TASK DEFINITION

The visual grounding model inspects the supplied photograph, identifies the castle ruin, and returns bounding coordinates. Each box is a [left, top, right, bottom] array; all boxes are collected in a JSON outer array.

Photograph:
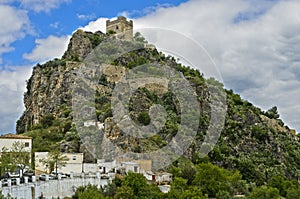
[[106, 16, 133, 40]]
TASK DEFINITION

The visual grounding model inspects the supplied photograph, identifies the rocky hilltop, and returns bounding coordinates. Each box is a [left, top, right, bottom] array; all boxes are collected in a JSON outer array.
[[17, 28, 300, 185]]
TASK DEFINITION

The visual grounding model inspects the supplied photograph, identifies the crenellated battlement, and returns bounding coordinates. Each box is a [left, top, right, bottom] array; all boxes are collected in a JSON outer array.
[[106, 16, 133, 40]]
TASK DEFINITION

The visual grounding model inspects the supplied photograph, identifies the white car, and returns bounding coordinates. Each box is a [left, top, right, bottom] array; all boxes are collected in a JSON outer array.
[[7, 172, 19, 178], [1, 179, 8, 186], [39, 174, 54, 181], [51, 171, 67, 178]]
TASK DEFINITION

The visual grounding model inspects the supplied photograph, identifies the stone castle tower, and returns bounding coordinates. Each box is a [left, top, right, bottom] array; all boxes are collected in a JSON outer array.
[[106, 16, 133, 40]]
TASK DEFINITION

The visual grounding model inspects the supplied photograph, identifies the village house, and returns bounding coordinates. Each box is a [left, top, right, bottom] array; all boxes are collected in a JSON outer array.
[[98, 159, 116, 174], [143, 171, 173, 184], [0, 133, 32, 153], [35, 152, 83, 175], [154, 172, 173, 184], [119, 161, 140, 174], [115, 158, 152, 173]]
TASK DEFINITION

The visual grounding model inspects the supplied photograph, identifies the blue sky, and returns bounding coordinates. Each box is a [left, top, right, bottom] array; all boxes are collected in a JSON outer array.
[[1, 0, 300, 134], [1, 0, 186, 66]]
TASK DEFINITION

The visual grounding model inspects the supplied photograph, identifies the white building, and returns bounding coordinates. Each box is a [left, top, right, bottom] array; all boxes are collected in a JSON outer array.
[[35, 152, 83, 175], [83, 163, 98, 173], [119, 162, 140, 173], [154, 172, 173, 184], [60, 153, 83, 175], [0, 134, 32, 152], [0, 134, 32, 175], [35, 152, 49, 174], [98, 159, 116, 174]]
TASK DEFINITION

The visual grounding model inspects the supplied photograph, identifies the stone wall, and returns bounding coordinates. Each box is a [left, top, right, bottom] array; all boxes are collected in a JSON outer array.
[[106, 16, 133, 40], [1, 175, 108, 199]]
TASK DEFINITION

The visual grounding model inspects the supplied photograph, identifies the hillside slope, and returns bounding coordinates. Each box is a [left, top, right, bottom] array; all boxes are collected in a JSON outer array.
[[17, 29, 300, 185]]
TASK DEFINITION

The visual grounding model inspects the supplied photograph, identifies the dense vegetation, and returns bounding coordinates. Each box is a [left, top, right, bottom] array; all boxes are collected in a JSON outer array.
[[17, 31, 300, 197], [65, 163, 300, 199]]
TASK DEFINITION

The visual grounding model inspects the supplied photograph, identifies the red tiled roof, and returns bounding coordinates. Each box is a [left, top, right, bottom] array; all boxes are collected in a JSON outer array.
[[0, 133, 32, 139]]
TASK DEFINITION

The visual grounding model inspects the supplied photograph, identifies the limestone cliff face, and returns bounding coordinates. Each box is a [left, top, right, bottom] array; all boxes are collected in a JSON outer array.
[[17, 29, 106, 133], [62, 29, 106, 61], [17, 61, 80, 133]]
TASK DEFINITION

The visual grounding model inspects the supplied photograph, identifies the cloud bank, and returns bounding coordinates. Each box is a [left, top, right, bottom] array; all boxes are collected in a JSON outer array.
[[1, 0, 71, 12], [0, 5, 31, 63], [23, 35, 70, 63], [0, 66, 32, 133], [131, 0, 300, 131]]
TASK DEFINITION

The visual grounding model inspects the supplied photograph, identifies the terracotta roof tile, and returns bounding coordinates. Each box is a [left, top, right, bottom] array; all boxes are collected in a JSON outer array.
[[0, 133, 32, 139]]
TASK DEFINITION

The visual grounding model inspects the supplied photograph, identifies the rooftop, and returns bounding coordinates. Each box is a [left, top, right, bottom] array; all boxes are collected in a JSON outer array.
[[0, 133, 32, 139]]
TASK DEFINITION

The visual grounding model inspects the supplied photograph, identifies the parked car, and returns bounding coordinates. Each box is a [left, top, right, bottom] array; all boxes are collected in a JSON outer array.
[[1, 179, 8, 186], [101, 174, 109, 179], [39, 174, 54, 181], [23, 170, 35, 177], [0, 173, 9, 180], [1, 178, 18, 186], [7, 172, 19, 178], [20, 176, 33, 183], [51, 171, 67, 178], [11, 178, 18, 185]]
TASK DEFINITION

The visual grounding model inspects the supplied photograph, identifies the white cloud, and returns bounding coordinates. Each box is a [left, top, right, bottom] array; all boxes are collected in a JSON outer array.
[[118, 3, 173, 18], [131, 0, 300, 131], [50, 22, 60, 29], [0, 5, 31, 63], [20, 0, 70, 12], [23, 35, 70, 63], [1, 0, 70, 12], [0, 66, 32, 134], [77, 13, 96, 21], [80, 17, 109, 33]]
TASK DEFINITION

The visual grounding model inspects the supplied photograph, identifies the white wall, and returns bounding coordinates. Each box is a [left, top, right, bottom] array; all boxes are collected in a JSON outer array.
[[1, 176, 109, 199], [35, 152, 83, 174], [35, 152, 49, 173], [0, 138, 32, 152], [83, 163, 98, 173]]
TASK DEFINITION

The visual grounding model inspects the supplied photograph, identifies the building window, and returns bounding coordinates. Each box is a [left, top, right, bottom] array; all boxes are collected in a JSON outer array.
[[73, 156, 76, 160], [25, 142, 29, 147]]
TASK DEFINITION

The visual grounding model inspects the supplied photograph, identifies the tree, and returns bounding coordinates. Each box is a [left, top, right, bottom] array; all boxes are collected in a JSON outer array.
[[247, 186, 280, 199], [39, 149, 68, 175], [72, 184, 104, 199], [170, 177, 188, 193], [0, 147, 15, 175], [268, 175, 287, 196], [180, 165, 197, 185], [133, 32, 147, 43], [286, 188, 300, 199], [115, 186, 135, 199], [102, 181, 117, 197], [77, 187, 104, 199], [40, 114, 55, 128], [216, 190, 231, 199], [121, 172, 149, 197], [265, 106, 280, 119], [0, 190, 15, 199], [10, 141, 31, 177], [182, 187, 205, 199], [192, 163, 243, 197]]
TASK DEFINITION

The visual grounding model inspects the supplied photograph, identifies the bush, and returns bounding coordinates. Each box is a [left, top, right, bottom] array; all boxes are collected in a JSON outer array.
[[137, 111, 151, 125], [286, 188, 300, 199]]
